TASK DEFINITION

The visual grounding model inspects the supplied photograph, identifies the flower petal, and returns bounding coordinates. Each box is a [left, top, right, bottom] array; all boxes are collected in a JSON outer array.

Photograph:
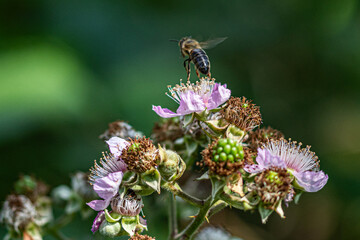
[[93, 172, 123, 200], [87, 199, 112, 211], [106, 137, 129, 158], [91, 210, 105, 233], [243, 164, 264, 173], [177, 91, 205, 115], [207, 83, 231, 110], [152, 105, 182, 118], [293, 170, 328, 192], [258, 148, 287, 169]]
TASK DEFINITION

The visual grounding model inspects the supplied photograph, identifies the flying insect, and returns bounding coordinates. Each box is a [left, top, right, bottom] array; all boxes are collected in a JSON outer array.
[[174, 37, 227, 80]]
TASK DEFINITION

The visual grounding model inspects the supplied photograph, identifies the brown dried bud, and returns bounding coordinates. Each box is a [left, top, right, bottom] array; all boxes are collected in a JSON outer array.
[[99, 120, 143, 140], [122, 137, 159, 173], [152, 118, 184, 143], [130, 233, 155, 240], [220, 97, 262, 132], [247, 127, 284, 151]]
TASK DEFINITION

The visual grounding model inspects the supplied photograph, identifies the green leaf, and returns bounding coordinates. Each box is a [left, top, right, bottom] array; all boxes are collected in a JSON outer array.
[[182, 113, 195, 127], [294, 191, 303, 204], [195, 171, 209, 181], [258, 204, 274, 224], [141, 169, 161, 193], [104, 209, 121, 223], [210, 176, 226, 200], [225, 124, 245, 142], [121, 216, 138, 236]]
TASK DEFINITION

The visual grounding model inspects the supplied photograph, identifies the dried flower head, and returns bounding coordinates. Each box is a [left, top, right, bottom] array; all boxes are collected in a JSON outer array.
[[248, 167, 292, 206], [121, 137, 159, 173], [220, 97, 262, 132], [14, 175, 49, 203], [153, 77, 231, 118], [0, 195, 36, 232], [244, 139, 328, 192], [111, 191, 143, 216], [152, 118, 184, 143], [130, 233, 155, 240], [100, 121, 143, 140], [200, 139, 244, 176], [247, 127, 284, 151]]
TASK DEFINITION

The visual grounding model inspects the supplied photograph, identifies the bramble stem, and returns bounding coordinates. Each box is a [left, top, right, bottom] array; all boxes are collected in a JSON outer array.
[[176, 196, 214, 240], [162, 182, 204, 208], [168, 193, 178, 240], [208, 200, 227, 218]]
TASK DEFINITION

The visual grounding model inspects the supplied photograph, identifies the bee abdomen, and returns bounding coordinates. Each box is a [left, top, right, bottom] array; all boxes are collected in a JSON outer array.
[[190, 48, 210, 75]]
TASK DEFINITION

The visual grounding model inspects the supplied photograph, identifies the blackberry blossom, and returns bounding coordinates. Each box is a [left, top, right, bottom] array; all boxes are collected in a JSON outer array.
[[244, 139, 328, 192], [152, 78, 231, 118], [87, 137, 129, 211]]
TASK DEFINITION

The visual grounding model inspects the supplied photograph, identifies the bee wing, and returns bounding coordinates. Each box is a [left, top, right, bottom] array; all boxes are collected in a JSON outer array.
[[199, 37, 227, 49]]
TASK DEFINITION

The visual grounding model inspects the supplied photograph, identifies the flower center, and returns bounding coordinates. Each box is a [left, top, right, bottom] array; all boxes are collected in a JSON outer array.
[[166, 78, 215, 104]]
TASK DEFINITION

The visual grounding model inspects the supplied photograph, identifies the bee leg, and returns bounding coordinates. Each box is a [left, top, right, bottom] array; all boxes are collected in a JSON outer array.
[[183, 58, 191, 81], [207, 72, 211, 79], [196, 69, 200, 79]]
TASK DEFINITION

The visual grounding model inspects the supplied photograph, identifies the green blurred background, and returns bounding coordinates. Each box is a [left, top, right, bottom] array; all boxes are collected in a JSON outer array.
[[1, 0, 359, 239]]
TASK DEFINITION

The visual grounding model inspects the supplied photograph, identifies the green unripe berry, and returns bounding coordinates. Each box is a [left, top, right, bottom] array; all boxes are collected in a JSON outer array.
[[217, 147, 224, 154], [227, 139, 235, 146], [219, 152, 227, 161], [218, 139, 228, 147], [227, 154, 234, 162], [231, 147, 238, 156], [224, 145, 231, 154], [214, 155, 220, 162]]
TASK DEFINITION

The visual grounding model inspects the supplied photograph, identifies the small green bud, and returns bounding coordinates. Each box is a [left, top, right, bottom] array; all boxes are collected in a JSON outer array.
[[158, 146, 186, 182], [99, 221, 121, 238]]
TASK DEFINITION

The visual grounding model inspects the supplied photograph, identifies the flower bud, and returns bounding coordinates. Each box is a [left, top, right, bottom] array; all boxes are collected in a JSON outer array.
[[99, 220, 121, 238], [158, 146, 186, 182]]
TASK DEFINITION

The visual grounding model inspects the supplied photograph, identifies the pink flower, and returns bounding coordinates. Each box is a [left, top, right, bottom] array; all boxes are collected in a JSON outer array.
[[152, 78, 231, 118], [244, 139, 328, 192], [87, 137, 129, 211]]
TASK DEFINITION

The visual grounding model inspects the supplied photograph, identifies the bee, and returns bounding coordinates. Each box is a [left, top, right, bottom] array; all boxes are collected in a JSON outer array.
[[173, 37, 227, 80]]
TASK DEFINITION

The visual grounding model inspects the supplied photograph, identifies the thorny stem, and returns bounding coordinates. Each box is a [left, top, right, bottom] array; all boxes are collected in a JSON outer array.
[[176, 196, 215, 240], [168, 192, 178, 240], [208, 200, 228, 218], [162, 182, 204, 208]]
